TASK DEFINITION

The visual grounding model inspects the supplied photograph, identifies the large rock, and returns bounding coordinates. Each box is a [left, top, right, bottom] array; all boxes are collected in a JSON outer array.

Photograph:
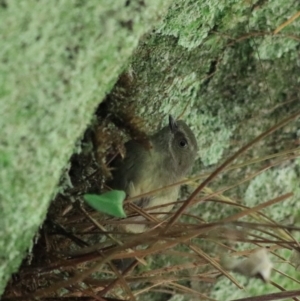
[[0, 0, 172, 294]]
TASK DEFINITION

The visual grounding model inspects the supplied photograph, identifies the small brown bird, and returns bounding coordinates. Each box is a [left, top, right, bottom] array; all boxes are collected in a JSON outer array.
[[109, 115, 198, 233]]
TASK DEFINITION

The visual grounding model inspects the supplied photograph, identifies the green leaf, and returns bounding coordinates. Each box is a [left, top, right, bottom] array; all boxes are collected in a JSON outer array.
[[84, 190, 127, 218]]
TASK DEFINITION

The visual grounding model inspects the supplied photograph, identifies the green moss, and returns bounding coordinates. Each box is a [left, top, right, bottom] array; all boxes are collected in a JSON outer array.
[[0, 0, 172, 294], [126, 0, 300, 166]]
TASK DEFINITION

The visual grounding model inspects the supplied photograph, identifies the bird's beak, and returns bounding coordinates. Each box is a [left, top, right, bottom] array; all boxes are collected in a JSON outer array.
[[169, 115, 178, 133]]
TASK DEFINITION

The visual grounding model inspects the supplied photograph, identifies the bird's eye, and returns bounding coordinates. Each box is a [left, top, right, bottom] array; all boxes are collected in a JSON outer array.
[[179, 138, 188, 148]]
